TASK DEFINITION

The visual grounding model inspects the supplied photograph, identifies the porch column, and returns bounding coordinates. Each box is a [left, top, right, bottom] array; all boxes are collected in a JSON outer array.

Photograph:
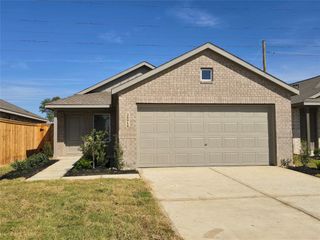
[[53, 110, 58, 157], [316, 107, 319, 149], [305, 107, 311, 154]]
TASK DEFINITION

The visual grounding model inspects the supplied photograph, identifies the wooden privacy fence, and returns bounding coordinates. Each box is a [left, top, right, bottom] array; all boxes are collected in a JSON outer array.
[[0, 118, 53, 166]]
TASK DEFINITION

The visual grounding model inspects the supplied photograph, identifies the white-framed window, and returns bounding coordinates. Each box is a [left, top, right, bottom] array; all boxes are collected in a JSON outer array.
[[201, 68, 213, 82], [93, 114, 111, 141]]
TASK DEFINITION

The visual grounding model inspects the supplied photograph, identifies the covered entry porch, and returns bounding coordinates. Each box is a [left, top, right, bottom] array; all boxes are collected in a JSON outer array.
[[46, 92, 114, 157]]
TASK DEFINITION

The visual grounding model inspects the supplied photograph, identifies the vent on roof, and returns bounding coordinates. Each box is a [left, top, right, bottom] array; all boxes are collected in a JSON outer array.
[[291, 84, 300, 90]]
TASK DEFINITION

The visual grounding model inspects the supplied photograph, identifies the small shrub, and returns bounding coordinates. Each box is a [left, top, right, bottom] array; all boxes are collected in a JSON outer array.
[[300, 140, 310, 167], [11, 153, 49, 172], [315, 161, 320, 170], [74, 157, 92, 170], [11, 160, 27, 172], [80, 129, 108, 168], [42, 142, 53, 157], [280, 158, 292, 168], [111, 135, 125, 170], [313, 148, 320, 158]]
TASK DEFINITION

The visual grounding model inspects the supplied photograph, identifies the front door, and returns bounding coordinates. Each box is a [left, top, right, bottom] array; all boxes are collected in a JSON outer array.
[[65, 114, 83, 154]]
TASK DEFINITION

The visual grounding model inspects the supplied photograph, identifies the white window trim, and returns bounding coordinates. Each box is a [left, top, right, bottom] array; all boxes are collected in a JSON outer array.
[[200, 68, 213, 83], [93, 113, 111, 141]]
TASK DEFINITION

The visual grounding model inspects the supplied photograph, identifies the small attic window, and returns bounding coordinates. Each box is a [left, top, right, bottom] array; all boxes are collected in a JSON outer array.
[[201, 68, 213, 82]]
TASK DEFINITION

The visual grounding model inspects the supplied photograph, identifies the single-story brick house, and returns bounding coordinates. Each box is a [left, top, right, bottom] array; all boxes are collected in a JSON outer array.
[[291, 75, 320, 155], [46, 42, 299, 168]]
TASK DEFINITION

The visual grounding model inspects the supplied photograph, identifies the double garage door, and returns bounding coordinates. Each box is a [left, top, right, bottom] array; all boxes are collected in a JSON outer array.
[[138, 105, 274, 167]]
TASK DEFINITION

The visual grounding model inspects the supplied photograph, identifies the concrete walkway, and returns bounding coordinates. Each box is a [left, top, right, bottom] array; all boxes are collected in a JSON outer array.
[[142, 167, 320, 240], [27, 156, 80, 181]]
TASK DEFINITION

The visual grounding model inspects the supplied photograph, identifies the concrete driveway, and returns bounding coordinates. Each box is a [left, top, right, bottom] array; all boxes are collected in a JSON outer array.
[[141, 167, 320, 240]]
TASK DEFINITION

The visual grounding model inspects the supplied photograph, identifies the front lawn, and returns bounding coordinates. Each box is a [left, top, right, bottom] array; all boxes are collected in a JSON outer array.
[[0, 177, 181, 240]]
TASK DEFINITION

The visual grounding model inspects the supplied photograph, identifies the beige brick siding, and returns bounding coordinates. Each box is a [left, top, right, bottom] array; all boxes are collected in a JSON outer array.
[[292, 107, 301, 154], [118, 50, 293, 167]]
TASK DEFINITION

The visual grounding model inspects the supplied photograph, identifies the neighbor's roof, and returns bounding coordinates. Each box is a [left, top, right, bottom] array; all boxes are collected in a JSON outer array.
[[0, 99, 47, 122], [291, 75, 320, 106], [112, 42, 299, 95], [78, 61, 155, 94], [45, 92, 111, 109]]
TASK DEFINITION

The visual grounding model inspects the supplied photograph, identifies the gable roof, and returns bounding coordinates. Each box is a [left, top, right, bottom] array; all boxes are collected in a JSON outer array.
[[46, 92, 111, 109], [0, 99, 47, 122], [112, 42, 299, 95], [291, 75, 320, 105], [78, 61, 155, 94]]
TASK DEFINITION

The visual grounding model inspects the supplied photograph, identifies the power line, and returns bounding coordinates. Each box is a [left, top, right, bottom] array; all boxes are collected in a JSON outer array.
[[2, 39, 320, 49]]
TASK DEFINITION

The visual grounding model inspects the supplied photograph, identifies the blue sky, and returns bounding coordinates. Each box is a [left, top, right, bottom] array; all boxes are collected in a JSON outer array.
[[1, 0, 319, 116]]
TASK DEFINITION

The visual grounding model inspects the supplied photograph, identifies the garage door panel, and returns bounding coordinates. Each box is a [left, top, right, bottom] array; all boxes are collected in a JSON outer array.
[[239, 137, 256, 148], [140, 123, 154, 133], [223, 137, 238, 148], [191, 123, 204, 132], [175, 123, 189, 132], [156, 122, 170, 133], [207, 137, 222, 147], [174, 138, 188, 148], [138, 105, 271, 167], [207, 152, 223, 164], [191, 138, 205, 148], [140, 138, 154, 149], [224, 152, 240, 163], [156, 153, 170, 165], [156, 138, 170, 148], [175, 153, 189, 164], [224, 123, 238, 132], [256, 138, 269, 147]]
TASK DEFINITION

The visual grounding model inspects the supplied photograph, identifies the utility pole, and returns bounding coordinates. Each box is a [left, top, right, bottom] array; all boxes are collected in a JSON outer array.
[[262, 40, 267, 72]]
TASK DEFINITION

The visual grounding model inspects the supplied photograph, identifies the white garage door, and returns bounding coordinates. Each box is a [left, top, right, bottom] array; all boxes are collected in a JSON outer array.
[[138, 105, 273, 167]]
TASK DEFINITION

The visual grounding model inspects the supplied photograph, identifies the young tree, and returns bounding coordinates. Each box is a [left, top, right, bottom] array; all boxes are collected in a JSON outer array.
[[39, 96, 60, 122], [80, 130, 108, 169]]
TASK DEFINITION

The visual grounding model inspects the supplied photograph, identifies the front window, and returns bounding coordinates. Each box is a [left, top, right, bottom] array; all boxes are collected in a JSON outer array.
[[94, 114, 111, 140]]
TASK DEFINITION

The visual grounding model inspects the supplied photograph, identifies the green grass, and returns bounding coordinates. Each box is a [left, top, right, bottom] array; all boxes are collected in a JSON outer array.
[[0, 178, 181, 240], [0, 165, 13, 177], [292, 155, 320, 178]]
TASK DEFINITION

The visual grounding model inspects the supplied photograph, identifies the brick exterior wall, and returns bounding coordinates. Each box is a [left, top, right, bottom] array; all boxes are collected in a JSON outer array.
[[118, 50, 293, 167], [292, 107, 301, 154]]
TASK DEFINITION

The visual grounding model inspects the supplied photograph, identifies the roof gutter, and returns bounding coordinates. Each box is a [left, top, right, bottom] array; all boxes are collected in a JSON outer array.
[[45, 104, 110, 109]]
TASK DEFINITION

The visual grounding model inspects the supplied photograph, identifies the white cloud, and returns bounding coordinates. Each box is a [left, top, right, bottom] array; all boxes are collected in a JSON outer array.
[[169, 8, 219, 27], [99, 31, 123, 44]]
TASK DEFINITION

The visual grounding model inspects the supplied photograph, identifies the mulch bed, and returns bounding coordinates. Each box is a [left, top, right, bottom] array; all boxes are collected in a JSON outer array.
[[0, 160, 58, 180], [64, 167, 138, 177], [288, 166, 320, 177]]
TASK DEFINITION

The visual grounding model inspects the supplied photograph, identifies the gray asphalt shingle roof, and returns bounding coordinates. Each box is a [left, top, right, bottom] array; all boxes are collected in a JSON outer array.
[[46, 92, 111, 106], [0, 99, 47, 122], [291, 75, 320, 105]]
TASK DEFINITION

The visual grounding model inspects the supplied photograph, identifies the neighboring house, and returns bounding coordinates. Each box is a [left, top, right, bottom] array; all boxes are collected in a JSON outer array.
[[291, 75, 320, 155], [0, 99, 47, 123], [46, 42, 299, 168]]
